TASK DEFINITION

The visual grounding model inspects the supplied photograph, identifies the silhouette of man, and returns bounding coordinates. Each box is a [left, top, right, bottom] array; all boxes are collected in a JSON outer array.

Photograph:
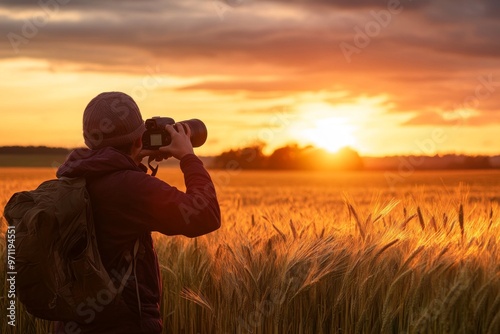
[[55, 92, 221, 333]]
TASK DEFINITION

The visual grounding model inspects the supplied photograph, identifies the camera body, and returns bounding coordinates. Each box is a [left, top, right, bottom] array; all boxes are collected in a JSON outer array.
[[142, 117, 208, 150]]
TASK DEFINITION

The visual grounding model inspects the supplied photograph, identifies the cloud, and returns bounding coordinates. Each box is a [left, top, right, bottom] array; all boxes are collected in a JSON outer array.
[[0, 0, 431, 10], [1, 0, 498, 69], [1, 0, 500, 123], [0, 0, 179, 11], [403, 109, 500, 127], [263, 0, 431, 10]]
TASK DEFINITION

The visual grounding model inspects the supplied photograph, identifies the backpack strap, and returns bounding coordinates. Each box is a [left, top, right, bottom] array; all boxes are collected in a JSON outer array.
[[132, 239, 142, 319], [115, 239, 140, 296], [76, 174, 144, 319], [147, 156, 159, 176]]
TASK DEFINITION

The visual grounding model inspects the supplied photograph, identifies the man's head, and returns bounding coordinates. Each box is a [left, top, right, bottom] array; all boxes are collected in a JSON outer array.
[[83, 92, 146, 153]]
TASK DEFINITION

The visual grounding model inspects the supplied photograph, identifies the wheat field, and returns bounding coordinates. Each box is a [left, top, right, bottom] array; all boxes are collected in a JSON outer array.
[[1, 167, 500, 333]]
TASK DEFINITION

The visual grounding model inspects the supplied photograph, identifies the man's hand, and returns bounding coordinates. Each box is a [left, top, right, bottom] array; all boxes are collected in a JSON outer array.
[[159, 123, 195, 160]]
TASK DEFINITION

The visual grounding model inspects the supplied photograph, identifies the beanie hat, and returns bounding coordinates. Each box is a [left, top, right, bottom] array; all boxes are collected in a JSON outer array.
[[83, 92, 146, 150]]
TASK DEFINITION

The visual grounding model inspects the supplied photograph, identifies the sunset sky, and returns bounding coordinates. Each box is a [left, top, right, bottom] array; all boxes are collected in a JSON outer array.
[[1, 0, 499, 156]]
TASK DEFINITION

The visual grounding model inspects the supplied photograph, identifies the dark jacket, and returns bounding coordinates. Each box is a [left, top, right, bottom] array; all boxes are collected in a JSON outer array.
[[55, 147, 220, 334]]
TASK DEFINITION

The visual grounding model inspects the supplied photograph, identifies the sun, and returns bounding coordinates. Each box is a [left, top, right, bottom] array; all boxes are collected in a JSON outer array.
[[300, 117, 357, 153]]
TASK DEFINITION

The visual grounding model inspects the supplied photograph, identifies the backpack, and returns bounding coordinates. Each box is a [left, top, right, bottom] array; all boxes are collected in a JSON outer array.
[[3, 177, 139, 322]]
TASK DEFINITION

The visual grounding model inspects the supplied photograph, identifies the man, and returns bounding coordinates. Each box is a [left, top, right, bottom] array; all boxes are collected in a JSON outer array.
[[55, 92, 221, 333]]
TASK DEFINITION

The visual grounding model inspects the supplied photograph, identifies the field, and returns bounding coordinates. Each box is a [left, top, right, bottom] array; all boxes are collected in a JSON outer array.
[[1, 167, 500, 333]]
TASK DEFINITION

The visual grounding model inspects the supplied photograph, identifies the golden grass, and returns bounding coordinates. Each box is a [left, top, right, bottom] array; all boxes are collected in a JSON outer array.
[[1, 168, 500, 333]]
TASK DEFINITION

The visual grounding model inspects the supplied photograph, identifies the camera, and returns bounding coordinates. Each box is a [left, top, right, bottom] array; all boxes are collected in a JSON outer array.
[[142, 117, 208, 150]]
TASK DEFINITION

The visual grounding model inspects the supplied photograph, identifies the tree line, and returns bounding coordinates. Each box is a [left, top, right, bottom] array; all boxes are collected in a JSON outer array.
[[0, 146, 71, 155], [1, 145, 495, 170], [211, 144, 364, 170], [211, 144, 497, 171]]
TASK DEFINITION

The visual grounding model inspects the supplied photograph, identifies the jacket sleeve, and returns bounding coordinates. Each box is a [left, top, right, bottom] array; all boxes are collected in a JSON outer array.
[[137, 154, 221, 237]]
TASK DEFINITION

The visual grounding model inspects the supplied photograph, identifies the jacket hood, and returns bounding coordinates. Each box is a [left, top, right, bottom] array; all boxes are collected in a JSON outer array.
[[57, 147, 144, 179]]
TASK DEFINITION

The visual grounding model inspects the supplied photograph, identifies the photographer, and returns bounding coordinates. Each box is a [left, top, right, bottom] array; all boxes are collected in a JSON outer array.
[[55, 92, 221, 333]]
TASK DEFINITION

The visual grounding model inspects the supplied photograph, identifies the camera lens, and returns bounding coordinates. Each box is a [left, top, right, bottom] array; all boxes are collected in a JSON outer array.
[[182, 119, 207, 147]]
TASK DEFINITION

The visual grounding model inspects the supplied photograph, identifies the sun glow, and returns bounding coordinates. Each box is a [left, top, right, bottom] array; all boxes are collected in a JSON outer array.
[[300, 117, 357, 153], [291, 101, 367, 153]]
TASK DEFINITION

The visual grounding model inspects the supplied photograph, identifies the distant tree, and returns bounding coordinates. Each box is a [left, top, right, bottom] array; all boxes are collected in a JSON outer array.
[[447, 155, 492, 170], [268, 144, 302, 170], [332, 147, 364, 170], [0, 146, 71, 155], [213, 143, 364, 171], [298, 146, 327, 170], [212, 143, 267, 169], [463, 156, 492, 169]]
